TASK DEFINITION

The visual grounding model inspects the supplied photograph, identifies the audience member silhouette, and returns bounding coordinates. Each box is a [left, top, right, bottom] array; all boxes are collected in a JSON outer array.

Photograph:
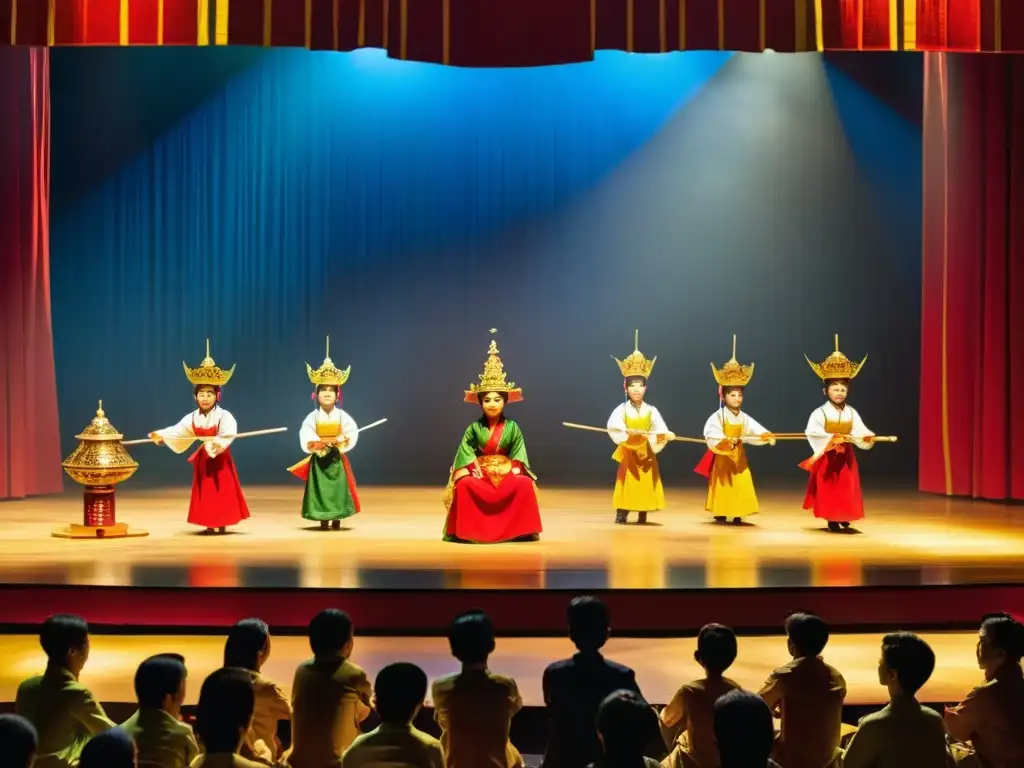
[[119, 654, 198, 768], [0, 713, 39, 768], [78, 728, 137, 768], [588, 689, 661, 768], [192, 668, 264, 768], [713, 691, 778, 768]]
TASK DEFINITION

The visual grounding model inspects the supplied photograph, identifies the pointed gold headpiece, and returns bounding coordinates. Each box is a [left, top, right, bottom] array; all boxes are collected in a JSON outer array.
[[464, 329, 523, 404], [306, 336, 351, 387], [711, 335, 754, 387], [805, 334, 867, 381], [613, 330, 656, 380], [183, 339, 235, 387]]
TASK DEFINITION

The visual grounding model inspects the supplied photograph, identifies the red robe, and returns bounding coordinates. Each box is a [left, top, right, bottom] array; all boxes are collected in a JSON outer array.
[[801, 440, 864, 522], [445, 418, 542, 543], [186, 422, 251, 528]]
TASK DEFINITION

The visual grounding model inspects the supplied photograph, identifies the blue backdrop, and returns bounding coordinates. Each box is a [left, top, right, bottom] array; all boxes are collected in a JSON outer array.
[[49, 48, 921, 486]]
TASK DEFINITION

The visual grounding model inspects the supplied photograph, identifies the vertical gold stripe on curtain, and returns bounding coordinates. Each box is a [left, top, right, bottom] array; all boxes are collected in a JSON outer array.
[[263, 0, 272, 46], [994, 0, 1002, 51], [678, 0, 686, 49], [46, 0, 54, 45], [10, 0, 17, 45], [794, 0, 807, 50], [758, 0, 765, 49], [813, 0, 823, 50], [157, 0, 164, 44], [304, 0, 312, 47], [442, 0, 449, 63], [902, 0, 914, 50], [888, 0, 897, 49], [357, 0, 365, 46], [590, 0, 596, 51], [857, 0, 864, 49], [399, 0, 407, 58], [717, 0, 724, 49], [200, 0, 213, 45], [626, 0, 634, 53], [659, 0, 666, 51], [120, 0, 129, 44], [332, 0, 338, 50], [382, 0, 389, 49]]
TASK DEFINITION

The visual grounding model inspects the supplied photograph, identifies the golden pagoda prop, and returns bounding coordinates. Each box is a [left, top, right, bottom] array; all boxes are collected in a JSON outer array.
[[56, 400, 148, 539]]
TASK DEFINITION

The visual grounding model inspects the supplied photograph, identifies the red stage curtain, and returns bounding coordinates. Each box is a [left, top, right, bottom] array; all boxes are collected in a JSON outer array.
[[2, 0, 1021, 61], [0, 46, 62, 500], [920, 53, 1024, 501]]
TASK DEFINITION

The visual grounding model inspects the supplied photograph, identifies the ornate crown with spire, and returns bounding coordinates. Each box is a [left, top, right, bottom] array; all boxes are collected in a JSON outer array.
[[183, 339, 235, 387], [306, 336, 351, 387], [464, 329, 523, 404], [711, 335, 754, 387], [805, 334, 867, 381], [613, 330, 656, 380]]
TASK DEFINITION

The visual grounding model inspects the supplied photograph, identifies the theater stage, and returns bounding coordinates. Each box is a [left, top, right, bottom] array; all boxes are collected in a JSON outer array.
[[0, 486, 1021, 635]]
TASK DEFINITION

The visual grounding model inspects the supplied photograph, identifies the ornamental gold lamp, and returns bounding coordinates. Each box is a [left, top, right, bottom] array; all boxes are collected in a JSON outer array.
[[55, 400, 148, 539]]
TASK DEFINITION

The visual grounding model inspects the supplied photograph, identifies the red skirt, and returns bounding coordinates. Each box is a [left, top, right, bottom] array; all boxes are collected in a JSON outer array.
[[445, 474, 542, 543], [187, 449, 251, 528], [802, 447, 864, 522]]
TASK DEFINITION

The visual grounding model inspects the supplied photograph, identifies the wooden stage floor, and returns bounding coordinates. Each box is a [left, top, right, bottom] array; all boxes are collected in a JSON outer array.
[[0, 631, 983, 707], [0, 485, 1021, 590]]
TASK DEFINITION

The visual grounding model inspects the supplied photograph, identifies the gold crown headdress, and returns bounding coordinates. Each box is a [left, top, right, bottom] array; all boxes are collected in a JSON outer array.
[[805, 334, 867, 381], [183, 339, 235, 387], [613, 330, 656, 379], [711, 335, 754, 387], [464, 329, 523, 404], [306, 336, 351, 387]]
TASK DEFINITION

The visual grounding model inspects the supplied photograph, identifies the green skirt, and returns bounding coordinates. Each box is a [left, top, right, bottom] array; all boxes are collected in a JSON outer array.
[[301, 450, 358, 521]]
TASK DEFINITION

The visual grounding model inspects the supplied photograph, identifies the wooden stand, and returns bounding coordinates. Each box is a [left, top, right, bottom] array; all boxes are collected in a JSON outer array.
[[51, 485, 148, 539]]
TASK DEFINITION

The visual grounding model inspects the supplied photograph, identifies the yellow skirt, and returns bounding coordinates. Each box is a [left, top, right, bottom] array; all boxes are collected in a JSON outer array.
[[612, 444, 665, 511], [705, 448, 759, 518]]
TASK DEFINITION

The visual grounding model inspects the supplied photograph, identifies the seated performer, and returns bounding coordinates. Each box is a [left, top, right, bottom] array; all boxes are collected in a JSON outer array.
[[443, 330, 542, 544], [151, 341, 249, 534], [288, 339, 360, 530], [607, 331, 673, 525], [801, 336, 875, 533], [696, 337, 774, 525]]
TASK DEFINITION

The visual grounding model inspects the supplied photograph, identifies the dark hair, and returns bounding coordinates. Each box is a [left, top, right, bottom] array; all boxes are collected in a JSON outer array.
[[195, 668, 255, 753], [316, 384, 340, 394], [785, 613, 830, 658], [881, 632, 935, 695], [568, 596, 610, 653], [308, 609, 353, 657], [223, 619, 269, 672], [697, 623, 738, 674], [0, 714, 38, 768], [39, 614, 89, 664], [624, 376, 647, 388], [374, 662, 428, 725], [135, 654, 187, 709], [79, 728, 135, 768], [476, 391, 509, 405], [981, 613, 1024, 662], [448, 610, 495, 664], [595, 690, 658, 758], [720, 385, 745, 395], [823, 378, 850, 387], [193, 384, 220, 397], [713, 690, 774, 766]]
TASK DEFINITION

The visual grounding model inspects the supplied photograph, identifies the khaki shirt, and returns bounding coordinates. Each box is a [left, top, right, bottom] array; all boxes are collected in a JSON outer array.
[[120, 708, 200, 768], [944, 664, 1024, 768], [287, 657, 372, 768], [341, 723, 445, 768], [15, 665, 116, 768], [431, 668, 523, 768], [843, 695, 952, 768], [660, 677, 742, 768], [246, 672, 291, 761], [758, 657, 846, 768]]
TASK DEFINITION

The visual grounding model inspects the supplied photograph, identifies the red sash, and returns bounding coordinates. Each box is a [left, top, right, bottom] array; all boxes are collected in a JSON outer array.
[[482, 418, 507, 455], [187, 420, 220, 464], [694, 450, 715, 478]]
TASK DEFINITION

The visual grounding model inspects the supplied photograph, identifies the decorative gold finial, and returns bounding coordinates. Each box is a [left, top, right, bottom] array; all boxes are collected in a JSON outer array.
[[613, 330, 656, 379], [805, 334, 867, 381], [184, 340, 235, 386], [711, 336, 754, 387], [306, 336, 350, 387], [464, 329, 523, 404], [97, 399, 104, 417]]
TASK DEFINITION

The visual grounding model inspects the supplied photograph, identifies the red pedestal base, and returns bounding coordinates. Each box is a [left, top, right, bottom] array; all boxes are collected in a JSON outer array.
[[51, 485, 148, 539]]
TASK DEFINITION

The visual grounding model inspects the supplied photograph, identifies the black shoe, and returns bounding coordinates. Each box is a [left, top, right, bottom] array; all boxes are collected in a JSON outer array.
[[218, 526, 226, 534], [615, 510, 629, 524], [320, 521, 330, 531], [732, 517, 743, 525], [637, 512, 648, 525], [840, 522, 851, 529], [827, 522, 842, 533], [331, 520, 341, 530], [713, 516, 727, 524]]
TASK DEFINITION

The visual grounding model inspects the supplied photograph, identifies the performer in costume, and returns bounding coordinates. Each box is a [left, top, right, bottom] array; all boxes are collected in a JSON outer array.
[[287, 340, 361, 530], [443, 330, 542, 544], [607, 331, 674, 525], [695, 336, 774, 524], [801, 335, 875, 532], [150, 341, 250, 534]]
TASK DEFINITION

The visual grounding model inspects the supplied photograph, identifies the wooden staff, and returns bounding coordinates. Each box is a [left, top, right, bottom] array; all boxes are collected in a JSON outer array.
[[769, 433, 898, 442], [562, 422, 706, 445], [123, 427, 288, 446]]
